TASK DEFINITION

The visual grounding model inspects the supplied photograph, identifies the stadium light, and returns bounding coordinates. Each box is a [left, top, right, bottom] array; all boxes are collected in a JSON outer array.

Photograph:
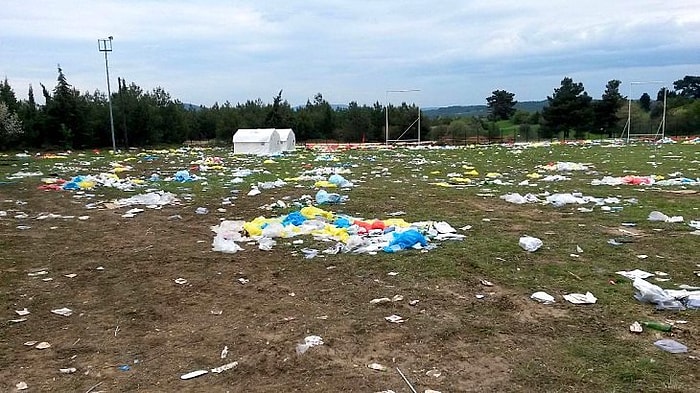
[[98, 36, 116, 153]]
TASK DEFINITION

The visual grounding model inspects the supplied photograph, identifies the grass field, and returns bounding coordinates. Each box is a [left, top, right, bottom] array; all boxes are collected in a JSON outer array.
[[1, 141, 698, 392]]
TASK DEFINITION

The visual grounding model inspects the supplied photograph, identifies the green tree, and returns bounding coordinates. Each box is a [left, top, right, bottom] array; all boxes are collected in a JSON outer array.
[[486, 90, 517, 121], [673, 75, 700, 99], [639, 93, 651, 112], [43, 66, 86, 148], [0, 78, 20, 113], [541, 77, 593, 139], [337, 101, 371, 142], [264, 90, 294, 128], [593, 80, 625, 137]]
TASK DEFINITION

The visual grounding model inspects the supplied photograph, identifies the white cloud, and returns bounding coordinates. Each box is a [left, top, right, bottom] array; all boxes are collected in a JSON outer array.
[[1, 0, 699, 106]]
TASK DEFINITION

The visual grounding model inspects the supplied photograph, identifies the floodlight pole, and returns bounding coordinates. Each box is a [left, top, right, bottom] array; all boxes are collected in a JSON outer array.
[[385, 89, 420, 145], [99, 36, 116, 153]]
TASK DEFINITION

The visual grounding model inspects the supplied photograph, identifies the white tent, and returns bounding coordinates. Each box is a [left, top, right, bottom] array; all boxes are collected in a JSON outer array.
[[276, 128, 296, 152], [232, 128, 282, 155]]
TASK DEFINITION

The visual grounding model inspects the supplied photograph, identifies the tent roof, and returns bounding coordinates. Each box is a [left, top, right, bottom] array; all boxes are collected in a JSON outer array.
[[233, 128, 279, 143], [276, 128, 295, 141]]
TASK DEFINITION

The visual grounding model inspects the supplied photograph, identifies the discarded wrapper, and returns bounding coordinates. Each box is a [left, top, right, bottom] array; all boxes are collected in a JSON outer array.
[[51, 307, 73, 317], [385, 314, 405, 323], [211, 361, 238, 374], [367, 363, 388, 372], [531, 291, 555, 304], [629, 321, 643, 333], [181, 369, 208, 380], [563, 292, 597, 304]]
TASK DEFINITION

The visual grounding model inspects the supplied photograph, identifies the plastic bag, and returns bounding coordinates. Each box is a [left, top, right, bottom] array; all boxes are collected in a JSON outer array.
[[258, 237, 276, 251], [519, 236, 543, 252], [315, 189, 347, 205], [212, 235, 244, 253], [654, 339, 688, 354], [383, 229, 428, 253], [632, 278, 675, 304]]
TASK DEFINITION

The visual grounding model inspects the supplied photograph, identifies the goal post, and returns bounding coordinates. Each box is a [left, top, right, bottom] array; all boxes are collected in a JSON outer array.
[[620, 81, 668, 143]]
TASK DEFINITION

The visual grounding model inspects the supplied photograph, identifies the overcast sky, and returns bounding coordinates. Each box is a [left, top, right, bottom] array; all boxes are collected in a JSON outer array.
[[2, 1, 699, 108]]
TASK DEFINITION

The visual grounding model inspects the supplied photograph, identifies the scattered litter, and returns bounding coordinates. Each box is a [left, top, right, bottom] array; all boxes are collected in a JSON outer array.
[[563, 292, 597, 304], [238, 278, 249, 285], [180, 369, 208, 380], [367, 363, 388, 372], [629, 321, 643, 333], [174, 278, 188, 285], [10, 318, 27, 323], [211, 361, 238, 374], [385, 314, 406, 323], [195, 207, 208, 215], [648, 211, 683, 223], [531, 291, 555, 304], [15, 308, 30, 316], [35, 341, 51, 349], [519, 236, 543, 252], [387, 272, 399, 276], [426, 369, 442, 378], [616, 269, 654, 280], [16, 382, 28, 391], [480, 279, 494, 287], [654, 339, 688, 354], [296, 335, 324, 354], [109, 191, 179, 208], [370, 298, 392, 305], [24, 341, 38, 346], [51, 307, 73, 317], [59, 367, 77, 374], [220, 346, 228, 359]]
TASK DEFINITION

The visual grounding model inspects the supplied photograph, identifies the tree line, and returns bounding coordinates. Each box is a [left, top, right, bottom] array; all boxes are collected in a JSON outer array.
[[1, 67, 699, 150]]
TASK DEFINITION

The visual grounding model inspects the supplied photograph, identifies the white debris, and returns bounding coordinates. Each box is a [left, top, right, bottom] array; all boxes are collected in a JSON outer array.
[[563, 292, 597, 304], [180, 369, 208, 380], [519, 236, 543, 252], [385, 314, 405, 323], [296, 335, 324, 354], [616, 269, 654, 280], [531, 291, 555, 304], [51, 307, 73, 317], [367, 363, 388, 372], [15, 308, 30, 316], [211, 361, 238, 374]]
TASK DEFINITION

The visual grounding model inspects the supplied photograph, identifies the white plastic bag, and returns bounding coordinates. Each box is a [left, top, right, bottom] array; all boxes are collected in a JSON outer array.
[[632, 278, 674, 304], [519, 236, 543, 252]]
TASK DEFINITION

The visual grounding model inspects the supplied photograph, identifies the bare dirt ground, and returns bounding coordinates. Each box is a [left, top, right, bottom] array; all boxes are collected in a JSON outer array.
[[0, 184, 589, 393]]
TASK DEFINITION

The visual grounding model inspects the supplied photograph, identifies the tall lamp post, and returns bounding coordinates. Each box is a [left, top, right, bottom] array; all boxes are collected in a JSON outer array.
[[98, 36, 116, 153], [385, 89, 420, 145]]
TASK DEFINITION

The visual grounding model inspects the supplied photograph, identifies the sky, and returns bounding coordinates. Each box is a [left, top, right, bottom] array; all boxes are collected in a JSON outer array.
[[2, 1, 699, 108]]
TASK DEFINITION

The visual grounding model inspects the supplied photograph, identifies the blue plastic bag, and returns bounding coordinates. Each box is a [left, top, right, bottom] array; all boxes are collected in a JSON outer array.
[[282, 211, 307, 226], [383, 229, 428, 253]]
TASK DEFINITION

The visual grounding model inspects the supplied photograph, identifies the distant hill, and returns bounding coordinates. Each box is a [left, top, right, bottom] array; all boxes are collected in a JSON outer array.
[[422, 100, 547, 119]]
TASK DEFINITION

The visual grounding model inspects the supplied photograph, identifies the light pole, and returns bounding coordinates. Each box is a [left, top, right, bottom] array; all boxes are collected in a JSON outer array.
[[98, 36, 116, 153], [385, 89, 420, 145]]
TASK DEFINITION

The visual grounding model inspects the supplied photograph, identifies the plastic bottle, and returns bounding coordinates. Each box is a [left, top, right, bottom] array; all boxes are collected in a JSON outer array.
[[642, 321, 672, 332]]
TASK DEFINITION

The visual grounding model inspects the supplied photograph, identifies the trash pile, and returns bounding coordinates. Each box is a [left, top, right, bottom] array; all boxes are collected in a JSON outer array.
[[211, 206, 465, 255]]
